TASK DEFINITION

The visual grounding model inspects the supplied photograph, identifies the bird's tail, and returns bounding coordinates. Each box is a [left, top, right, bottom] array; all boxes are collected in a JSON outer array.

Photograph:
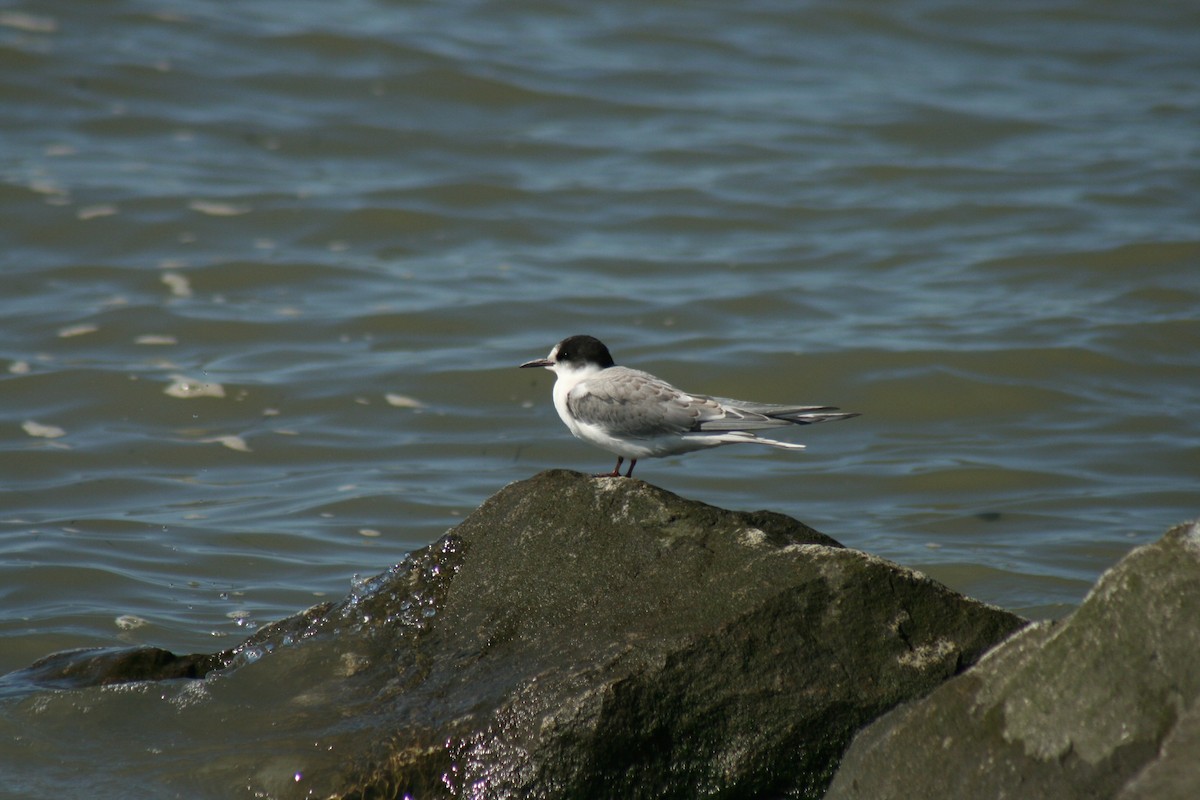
[[750, 435, 808, 451], [707, 431, 808, 450]]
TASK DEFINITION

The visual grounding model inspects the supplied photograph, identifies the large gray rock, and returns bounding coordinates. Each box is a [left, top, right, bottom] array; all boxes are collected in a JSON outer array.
[[349, 471, 1023, 799], [825, 520, 1200, 800], [6, 470, 1024, 798]]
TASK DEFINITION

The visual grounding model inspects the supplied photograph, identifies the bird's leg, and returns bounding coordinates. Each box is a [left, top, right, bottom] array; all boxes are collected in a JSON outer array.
[[595, 457, 624, 478], [624, 459, 637, 478]]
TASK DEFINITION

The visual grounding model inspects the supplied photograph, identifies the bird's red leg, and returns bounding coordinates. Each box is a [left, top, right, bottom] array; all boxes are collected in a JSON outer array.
[[595, 457, 623, 478], [624, 459, 637, 478]]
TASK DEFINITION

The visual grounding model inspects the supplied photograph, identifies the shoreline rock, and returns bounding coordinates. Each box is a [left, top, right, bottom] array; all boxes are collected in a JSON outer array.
[[5, 470, 1026, 797], [826, 520, 1200, 800]]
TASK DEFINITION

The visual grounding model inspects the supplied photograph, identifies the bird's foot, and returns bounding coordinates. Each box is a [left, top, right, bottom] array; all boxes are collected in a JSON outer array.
[[595, 457, 628, 478]]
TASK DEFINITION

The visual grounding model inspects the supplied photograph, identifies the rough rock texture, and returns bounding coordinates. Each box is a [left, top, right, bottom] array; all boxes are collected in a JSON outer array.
[[349, 472, 1023, 799], [6, 470, 1025, 798], [825, 520, 1200, 800]]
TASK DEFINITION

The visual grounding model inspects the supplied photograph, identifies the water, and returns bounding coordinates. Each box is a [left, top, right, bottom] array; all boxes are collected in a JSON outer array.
[[1, 0, 1198, 794]]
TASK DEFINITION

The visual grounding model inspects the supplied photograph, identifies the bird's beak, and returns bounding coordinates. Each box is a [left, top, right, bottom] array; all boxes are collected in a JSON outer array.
[[519, 358, 554, 369]]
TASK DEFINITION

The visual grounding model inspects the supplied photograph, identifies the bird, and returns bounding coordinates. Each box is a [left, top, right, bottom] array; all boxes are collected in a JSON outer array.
[[520, 334, 858, 478]]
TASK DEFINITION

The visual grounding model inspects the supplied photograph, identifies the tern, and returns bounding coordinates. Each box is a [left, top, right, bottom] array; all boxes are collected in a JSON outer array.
[[520, 334, 858, 477]]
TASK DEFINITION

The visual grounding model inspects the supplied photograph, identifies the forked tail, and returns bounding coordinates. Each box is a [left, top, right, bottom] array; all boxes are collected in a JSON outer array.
[[751, 435, 808, 450]]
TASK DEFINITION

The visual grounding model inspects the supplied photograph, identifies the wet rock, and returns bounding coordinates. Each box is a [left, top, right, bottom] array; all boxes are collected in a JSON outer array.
[[8, 601, 333, 689], [16, 645, 220, 687], [332, 471, 1022, 800], [5, 470, 1025, 798], [825, 520, 1200, 800]]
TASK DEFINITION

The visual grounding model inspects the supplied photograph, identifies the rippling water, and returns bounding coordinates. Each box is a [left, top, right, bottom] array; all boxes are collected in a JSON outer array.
[[1, 0, 1198, 792]]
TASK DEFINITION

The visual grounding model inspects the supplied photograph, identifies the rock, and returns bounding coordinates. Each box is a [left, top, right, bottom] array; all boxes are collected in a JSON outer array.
[[15, 646, 219, 687], [8, 601, 333, 688], [825, 520, 1200, 800], [4, 470, 1024, 798], [349, 471, 1022, 800]]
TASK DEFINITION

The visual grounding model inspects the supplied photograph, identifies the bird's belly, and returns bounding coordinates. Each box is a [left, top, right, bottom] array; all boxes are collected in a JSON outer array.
[[569, 422, 723, 459]]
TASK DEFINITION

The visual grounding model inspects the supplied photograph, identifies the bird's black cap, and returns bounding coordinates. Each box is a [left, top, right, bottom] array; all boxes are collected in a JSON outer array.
[[554, 335, 616, 368]]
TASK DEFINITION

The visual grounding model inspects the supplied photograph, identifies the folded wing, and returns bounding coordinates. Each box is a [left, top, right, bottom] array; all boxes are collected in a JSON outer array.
[[698, 399, 859, 430], [567, 368, 858, 438], [566, 368, 710, 438]]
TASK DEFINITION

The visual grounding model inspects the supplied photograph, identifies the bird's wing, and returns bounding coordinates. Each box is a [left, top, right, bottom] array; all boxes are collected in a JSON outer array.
[[700, 399, 859, 428], [568, 369, 858, 437], [566, 368, 722, 438]]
